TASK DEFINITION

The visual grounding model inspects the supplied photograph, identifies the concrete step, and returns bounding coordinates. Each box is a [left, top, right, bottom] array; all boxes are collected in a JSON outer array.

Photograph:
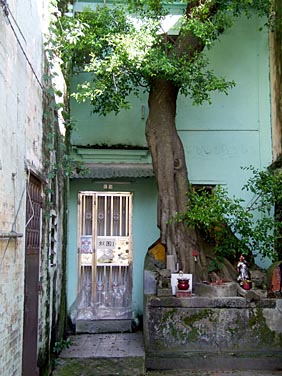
[[76, 319, 132, 334], [52, 332, 145, 376]]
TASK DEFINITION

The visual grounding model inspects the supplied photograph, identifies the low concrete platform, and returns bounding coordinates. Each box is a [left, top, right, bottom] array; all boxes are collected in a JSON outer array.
[[144, 296, 282, 371]]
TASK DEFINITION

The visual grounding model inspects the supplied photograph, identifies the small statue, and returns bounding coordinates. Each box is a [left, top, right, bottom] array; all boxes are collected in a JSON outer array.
[[158, 268, 171, 289], [237, 255, 251, 286]]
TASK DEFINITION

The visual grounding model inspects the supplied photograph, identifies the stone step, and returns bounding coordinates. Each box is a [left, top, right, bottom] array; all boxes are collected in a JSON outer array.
[[76, 319, 132, 334], [52, 332, 145, 376], [53, 357, 145, 375]]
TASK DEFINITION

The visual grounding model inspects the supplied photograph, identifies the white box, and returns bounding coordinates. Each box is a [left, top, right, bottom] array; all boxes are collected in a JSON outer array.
[[171, 273, 192, 295]]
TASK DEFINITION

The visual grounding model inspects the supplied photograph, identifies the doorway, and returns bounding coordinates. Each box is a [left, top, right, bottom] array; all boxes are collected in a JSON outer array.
[[22, 174, 42, 376], [75, 192, 133, 329]]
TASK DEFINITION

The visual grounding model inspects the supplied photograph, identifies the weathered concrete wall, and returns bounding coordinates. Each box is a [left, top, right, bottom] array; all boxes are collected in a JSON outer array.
[[144, 295, 282, 370], [0, 1, 67, 375], [0, 2, 43, 374], [37, 68, 68, 373]]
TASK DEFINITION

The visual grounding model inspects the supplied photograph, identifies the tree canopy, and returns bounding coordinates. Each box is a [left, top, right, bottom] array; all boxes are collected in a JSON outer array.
[[55, 0, 271, 113]]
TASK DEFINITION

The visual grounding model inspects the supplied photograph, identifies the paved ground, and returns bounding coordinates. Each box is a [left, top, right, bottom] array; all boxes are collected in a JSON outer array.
[[53, 332, 282, 376], [147, 371, 282, 375], [58, 332, 145, 359]]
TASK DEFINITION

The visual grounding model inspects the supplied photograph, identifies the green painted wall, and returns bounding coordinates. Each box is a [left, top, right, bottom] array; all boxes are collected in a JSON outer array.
[[67, 178, 158, 314], [177, 14, 271, 201], [70, 81, 148, 147]]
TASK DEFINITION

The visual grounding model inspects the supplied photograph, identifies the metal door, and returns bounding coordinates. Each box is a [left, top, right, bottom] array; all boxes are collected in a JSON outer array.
[[76, 192, 133, 321], [22, 174, 42, 376]]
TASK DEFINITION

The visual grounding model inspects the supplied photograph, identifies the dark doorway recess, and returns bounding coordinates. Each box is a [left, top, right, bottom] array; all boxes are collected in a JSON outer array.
[[22, 174, 42, 376]]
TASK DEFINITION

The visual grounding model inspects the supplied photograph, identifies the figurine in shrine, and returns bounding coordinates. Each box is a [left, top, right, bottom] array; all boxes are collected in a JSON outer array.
[[237, 255, 251, 286]]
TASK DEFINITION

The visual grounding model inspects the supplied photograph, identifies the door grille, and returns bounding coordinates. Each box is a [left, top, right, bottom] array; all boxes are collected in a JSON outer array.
[[76, 192, 133, 321]]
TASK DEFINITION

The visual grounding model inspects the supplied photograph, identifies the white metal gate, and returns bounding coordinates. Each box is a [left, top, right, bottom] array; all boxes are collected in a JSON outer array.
[[76, 192, 133, 321]]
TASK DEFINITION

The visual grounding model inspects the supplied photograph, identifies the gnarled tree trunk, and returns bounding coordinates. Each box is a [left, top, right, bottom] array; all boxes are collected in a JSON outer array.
[[145, 78, 208, 281]]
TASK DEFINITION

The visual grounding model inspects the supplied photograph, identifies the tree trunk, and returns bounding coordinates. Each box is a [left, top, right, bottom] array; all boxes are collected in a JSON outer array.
[[145, 78, 208, 281]]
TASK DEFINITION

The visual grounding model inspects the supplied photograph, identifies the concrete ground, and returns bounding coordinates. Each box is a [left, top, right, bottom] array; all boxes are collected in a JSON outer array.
[[147, 371, 282, 375], [57, 332, 145, 359], [52, 332, 282, 376]]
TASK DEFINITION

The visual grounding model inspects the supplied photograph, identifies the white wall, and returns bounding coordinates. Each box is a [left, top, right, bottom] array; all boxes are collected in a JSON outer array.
[[0, 1, 66, 374]]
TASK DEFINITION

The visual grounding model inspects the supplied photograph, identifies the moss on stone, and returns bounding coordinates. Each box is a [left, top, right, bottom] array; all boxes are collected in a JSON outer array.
[[53, 358, 145, 376], [158, 308, 218, 344], [162, 308, 177, 323], [183, 309, 216, 342], [183, 309, 215, 326], [248, 308, 281, 347]]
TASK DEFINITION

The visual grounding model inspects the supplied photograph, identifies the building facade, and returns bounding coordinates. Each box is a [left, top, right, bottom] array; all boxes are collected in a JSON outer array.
[[67, 1, 273, 333], [0, 1, 67, 375]]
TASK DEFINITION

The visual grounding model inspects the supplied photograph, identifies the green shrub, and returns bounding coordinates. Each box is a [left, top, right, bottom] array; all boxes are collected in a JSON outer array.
[[174, 166, 282, 263]]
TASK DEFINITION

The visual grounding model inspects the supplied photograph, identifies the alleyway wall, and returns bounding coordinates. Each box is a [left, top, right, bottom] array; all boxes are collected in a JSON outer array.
[[0, 1, 67, 375]]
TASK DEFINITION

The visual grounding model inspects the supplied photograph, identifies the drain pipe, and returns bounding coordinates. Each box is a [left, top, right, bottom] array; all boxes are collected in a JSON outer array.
[[0, 231, 23, 238]]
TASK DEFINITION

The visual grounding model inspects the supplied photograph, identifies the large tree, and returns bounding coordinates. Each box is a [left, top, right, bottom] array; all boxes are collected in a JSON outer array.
[[55, 0, 271, 281]]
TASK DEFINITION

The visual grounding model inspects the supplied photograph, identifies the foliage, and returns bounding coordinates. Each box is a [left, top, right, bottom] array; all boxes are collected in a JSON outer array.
[[53, 338, 72, 355], [51, 0, 271, 115], [174, 167, 282, 263], [44, 4, 92, 183]]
